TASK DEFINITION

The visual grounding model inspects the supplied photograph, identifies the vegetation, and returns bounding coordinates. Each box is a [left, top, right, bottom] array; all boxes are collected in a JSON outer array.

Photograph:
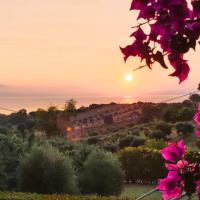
[[118, 147, 166, 183], [18, 144, 77, 194], [78, 150, 124, 196], [0, 192, 128, 200], [0, 95, 200, 198]]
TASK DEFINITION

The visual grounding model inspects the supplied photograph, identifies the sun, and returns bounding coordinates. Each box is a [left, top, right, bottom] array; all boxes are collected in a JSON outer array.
[[124, 73, 133, 82]]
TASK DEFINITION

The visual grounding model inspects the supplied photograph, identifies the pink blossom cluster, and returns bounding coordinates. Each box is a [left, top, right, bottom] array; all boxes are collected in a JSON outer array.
[[157, 140, 199, 200], [194, 103, 200, 137], [121, 0, 200, 83]]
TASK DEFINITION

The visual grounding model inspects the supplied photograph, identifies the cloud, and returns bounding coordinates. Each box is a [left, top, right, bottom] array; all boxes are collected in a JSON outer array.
[[0, 84, 7, 88]]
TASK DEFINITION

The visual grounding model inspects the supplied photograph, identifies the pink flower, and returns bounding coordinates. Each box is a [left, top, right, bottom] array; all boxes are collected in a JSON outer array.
[[161, 140, 186, 162], [157, 171, 182, 200], [165, 160, 189, 171], [168, 54, 190, 83], [195, 129, 200, 137], [195, 180, 200, 199], [194, 104, 200, 126]]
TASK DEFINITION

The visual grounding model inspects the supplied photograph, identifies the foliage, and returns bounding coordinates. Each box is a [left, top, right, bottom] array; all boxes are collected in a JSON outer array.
[[118, 147, 166, 183], [118, 135, 135, 149], [8, 109, 28, 125], [70, 142, 97, 173], [149, 130, 167, 140], [189, 94, 200, 103], [144, 139, 167, 150], [175, 122, 194, 135], [155, 122, 172, 136], [18, 144, 77, 194], [34, 107, 60, 137], [121, 0, 200, 83], [64, 99, 77, 113], [0, 134, 24, 191], [164, 105, 195, 123], [78, 150, 124, 196], [0, 192, 127, 200]]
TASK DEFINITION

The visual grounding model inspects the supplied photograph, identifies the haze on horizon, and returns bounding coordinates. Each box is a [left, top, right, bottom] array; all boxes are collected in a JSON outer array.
[[0, 0, 199, 98]]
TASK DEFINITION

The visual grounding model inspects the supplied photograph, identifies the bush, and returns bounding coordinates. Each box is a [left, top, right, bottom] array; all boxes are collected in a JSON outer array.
[[78, 150, 124, 196], [87, 136, 100, 145], [144, 139, 167, 150], [175, 122, 194, 135], [0, 191, 125, 200], [149, 130, 167, 140], [18, 144, 77, 194], [0, 134, 24, 191], [118, 147, 166, 183], [118, 135, 135, 149], [155, 122, 171, 135], [71, 143, 96, 173]]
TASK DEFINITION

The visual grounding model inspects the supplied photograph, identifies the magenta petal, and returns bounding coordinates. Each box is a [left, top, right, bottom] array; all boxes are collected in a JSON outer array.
[[195, 129, 200, 137], [194, 112, 200, 126], [160, 140, 185, 162]]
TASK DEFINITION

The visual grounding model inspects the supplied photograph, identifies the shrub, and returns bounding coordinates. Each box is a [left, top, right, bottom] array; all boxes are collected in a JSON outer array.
[[155, 122, 171, 135], [0, 191, 125, 200], [71, 143, 96, 173], [18, 144, 77, 194], [118, 147, 166, 183], [118, 135, 135, 149], [177, 107, 195, 121], [0, 127, 9, 135], [87, 136, 100, 145], [144, 139, 167, 150], [149, 130, 167, 140], [78, 150, 124, 196], [0, 134, 24, 191], [175, 122, 194, 135]]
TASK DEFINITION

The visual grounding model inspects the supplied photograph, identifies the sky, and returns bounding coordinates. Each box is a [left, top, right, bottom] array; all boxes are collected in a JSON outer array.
[[0, 0, 199, 98]]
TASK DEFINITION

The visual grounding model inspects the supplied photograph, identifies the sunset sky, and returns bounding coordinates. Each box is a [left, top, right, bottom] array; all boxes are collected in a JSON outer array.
[[0, 0, 199, 98]]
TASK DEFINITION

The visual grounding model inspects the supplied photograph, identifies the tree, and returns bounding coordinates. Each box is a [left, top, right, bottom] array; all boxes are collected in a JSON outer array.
[[155, 122, 172, 136], [0, 134, 24, 190], [189, 94, 200, 103], [18, 144, 77, 194], [35, 107, 60, 137], [177, 107, 195, 121], [78, 150, 124, 196], [149, 130, 168, 140], [175, 122, 194, 135], [64, 99, 77, 113]]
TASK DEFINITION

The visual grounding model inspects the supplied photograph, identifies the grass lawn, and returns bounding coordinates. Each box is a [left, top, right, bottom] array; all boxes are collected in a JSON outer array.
[[121, 184, 199, 200], [121, 184, 161, 200]]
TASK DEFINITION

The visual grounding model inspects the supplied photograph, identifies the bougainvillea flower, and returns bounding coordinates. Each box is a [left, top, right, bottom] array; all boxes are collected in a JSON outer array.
[[195, 180, 200, 199], [137, 6, 156, 19], [120, 41, 152, 66], [196, 130, 200, 137], [165, 160, 189, 171], [130, 28, 147, 41], [130, 0, 149, 10], [192, 0, 200, 16], [187, 22, 200, 40], [168, 54, 190, 83], [169, 61, 190, 83], [157, 171, 182, 200], [194, 110, 200, 126], [161, 140, 186, 162]]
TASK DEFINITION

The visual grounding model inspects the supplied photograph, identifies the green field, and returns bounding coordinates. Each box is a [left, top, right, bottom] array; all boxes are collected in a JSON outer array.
[[0, 186, 199, 200], [121, 184, 199, 200], [121, 184, 161, 200]]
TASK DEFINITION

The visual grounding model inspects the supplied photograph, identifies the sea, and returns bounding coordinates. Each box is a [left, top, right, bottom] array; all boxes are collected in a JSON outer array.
[[0, 95, 189, 115]]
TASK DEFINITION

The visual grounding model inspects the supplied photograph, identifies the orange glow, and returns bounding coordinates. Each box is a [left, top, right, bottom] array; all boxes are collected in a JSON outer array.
[[66, 127, 73, 133]]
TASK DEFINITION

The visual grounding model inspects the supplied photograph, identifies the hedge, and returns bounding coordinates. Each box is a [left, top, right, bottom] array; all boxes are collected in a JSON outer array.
[[118, 147, 166, 183], [0, 192, 129, 200]]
